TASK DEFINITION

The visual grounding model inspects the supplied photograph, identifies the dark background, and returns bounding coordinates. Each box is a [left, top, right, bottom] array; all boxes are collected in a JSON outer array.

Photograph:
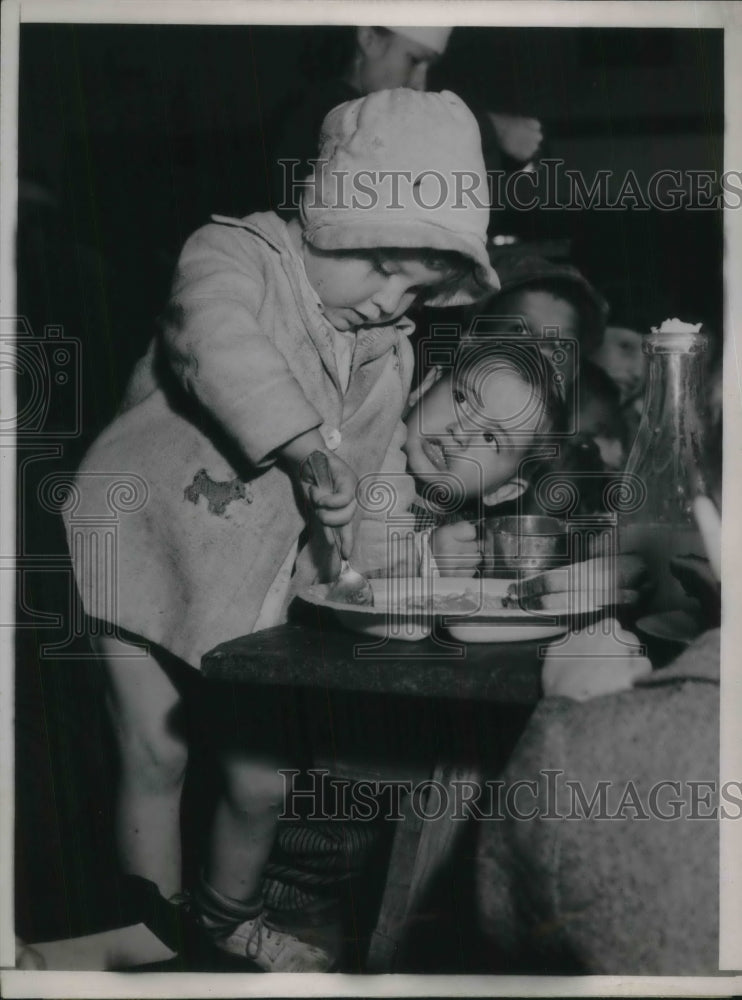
[[15, 23, 724, 964], [19, 24, 724, 443]]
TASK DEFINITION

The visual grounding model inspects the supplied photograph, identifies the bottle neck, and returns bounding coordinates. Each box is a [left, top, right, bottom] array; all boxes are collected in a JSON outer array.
[[632, 350, 701, 448], [624, 335, 708, 523]]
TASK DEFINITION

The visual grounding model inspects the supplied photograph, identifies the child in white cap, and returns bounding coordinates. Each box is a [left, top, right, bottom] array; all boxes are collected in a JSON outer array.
[[64, 88, 498, 971], [271, 27, 451, 213], [271, 26, 542, 214]]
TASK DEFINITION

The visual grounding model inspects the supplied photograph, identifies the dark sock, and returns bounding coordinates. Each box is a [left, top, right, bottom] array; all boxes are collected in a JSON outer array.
[[193, 875, 264, 937], [118, 874, 213, 965]]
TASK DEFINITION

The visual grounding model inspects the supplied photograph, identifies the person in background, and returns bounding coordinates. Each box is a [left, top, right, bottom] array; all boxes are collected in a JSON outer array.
[[590, 322, 647, 445], [575, 359, 629, 472], [591, 323, 647, 408], [473, 254, 608, 359], [269, 26, 543, 216]]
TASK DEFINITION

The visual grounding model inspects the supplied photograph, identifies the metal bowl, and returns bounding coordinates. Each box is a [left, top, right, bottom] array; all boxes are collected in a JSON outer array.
[[482, 515, 569, 576]]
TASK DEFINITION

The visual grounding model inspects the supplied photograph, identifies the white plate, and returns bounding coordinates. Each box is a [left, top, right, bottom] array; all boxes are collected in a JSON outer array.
[[433, 577, 570, 643], [300, 578, 432, 641], [299, 577, 587, 643], [444, 621, 568, 643]]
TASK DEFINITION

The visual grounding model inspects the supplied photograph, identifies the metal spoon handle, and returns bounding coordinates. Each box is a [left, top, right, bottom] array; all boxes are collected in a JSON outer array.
[[301, 450, 343, 557]]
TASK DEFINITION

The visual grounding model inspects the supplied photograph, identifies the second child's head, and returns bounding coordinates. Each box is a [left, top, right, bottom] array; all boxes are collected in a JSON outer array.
[[474, 256, 608, 358], [405, 341, 564, 503], [296, 89, 500, 329]]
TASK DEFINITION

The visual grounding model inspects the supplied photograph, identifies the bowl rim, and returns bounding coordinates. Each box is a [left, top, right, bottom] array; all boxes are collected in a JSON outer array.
[[483, 514, 568, 537]]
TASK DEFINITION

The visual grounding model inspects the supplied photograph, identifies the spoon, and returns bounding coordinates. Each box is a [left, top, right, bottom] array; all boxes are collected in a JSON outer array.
[[301, 451, 375, 607]]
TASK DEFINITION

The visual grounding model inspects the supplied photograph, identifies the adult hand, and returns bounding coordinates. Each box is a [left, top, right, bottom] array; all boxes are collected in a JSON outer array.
[[488, 112, 543, 164], [507, 554, 649, 611], [542, 621, 652, 701], [431, 520, 481, 576]]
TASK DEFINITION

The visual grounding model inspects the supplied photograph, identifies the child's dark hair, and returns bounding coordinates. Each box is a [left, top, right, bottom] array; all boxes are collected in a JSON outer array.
[[477, 256, 608, 355], [495, 281, 604, 354], [525, 359, 630, 517]]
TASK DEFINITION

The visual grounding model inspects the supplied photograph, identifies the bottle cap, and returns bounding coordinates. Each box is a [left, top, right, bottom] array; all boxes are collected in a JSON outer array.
[[647, 318, 707, 353]]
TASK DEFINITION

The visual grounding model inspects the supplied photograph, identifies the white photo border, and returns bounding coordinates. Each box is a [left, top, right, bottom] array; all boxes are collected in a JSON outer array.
[[1, 0, 741, 996]]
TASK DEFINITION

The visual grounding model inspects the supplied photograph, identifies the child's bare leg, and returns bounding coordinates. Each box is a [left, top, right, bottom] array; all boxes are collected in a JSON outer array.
[[198, 753, 332, 970], [206, 752, 286, 903], [93, 634, 188, 899], [191, 694, 332, 971]]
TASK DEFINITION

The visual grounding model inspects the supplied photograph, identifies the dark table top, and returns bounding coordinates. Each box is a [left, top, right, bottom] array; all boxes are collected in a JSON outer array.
[[202, 618, 547, 706]]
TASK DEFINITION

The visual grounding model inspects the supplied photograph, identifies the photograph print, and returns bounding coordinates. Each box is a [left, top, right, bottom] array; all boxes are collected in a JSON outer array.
[[3, 0, 739, 991]]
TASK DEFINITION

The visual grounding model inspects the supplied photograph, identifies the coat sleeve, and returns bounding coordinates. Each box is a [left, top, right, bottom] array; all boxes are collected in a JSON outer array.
[[161, 222, 323, 467], [475, 699, 571, 969]]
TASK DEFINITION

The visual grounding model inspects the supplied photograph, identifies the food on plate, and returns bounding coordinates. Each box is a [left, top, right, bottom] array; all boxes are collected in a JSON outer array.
[[501, 591, 528, 609], [306, 582, 535, 615], [404, 590, 512, 614]]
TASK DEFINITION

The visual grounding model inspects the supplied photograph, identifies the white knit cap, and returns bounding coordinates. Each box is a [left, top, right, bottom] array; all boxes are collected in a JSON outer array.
[[389, 26, 453, 55], [301, 88, 499, 307]]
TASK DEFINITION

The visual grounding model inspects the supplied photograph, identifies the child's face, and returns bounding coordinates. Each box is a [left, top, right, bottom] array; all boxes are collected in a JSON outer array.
[[303, 247, 451, 332], [405, 366, 544, 500], [506, 290, 580, 341], [579, 395, 626, 470], [591, 326, 646, 403], [358, 29, 439, 92]]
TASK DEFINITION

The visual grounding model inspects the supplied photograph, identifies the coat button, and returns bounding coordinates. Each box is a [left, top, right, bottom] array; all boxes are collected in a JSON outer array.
[[321, 426, 342, 451]]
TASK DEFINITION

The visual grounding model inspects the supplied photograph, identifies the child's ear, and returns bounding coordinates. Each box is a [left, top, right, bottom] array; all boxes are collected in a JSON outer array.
[[482, 477, 528, 506]]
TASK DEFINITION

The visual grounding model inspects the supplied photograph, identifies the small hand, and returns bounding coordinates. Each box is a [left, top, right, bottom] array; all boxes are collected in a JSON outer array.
[[488, 112, 543, 163], [299, 451, 358, 559], [431, 521, 481, 577], [542, 621, 652, 702]]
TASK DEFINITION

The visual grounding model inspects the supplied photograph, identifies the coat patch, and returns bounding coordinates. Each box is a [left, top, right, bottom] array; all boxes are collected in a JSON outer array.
[[184, 469, 253, 515]]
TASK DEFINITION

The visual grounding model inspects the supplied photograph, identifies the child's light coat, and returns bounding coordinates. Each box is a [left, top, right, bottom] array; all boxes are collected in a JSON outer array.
[[66, 212, 416, 668]]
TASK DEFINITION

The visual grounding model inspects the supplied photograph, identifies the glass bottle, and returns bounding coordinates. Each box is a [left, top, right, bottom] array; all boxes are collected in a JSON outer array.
[[620, 323, 710, 613]]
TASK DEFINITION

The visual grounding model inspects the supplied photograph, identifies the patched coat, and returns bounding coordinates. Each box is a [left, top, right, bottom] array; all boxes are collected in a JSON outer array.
[[64, 212, 416, 668]]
